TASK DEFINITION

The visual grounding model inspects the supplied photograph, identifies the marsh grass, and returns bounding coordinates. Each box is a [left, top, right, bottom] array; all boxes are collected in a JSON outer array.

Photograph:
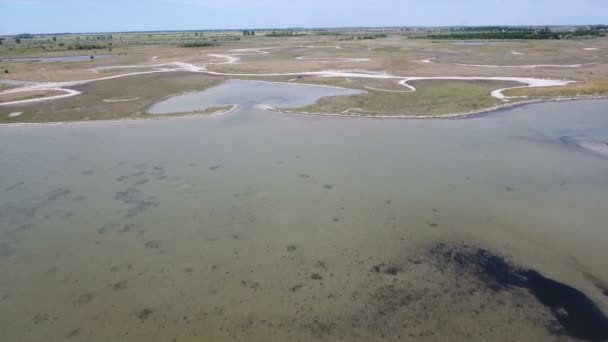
[[0, 72, 223, 123], [291, 80, 522, 116]]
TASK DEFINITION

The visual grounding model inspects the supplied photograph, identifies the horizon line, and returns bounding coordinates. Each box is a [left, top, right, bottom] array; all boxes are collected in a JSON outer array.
[[2, 24, 607, 37]]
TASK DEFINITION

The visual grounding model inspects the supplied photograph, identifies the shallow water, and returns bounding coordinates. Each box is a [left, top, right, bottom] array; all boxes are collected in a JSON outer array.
[[148, 80, 363, 114], [1, 84, 608, 341], [1, 54, 116, 63]]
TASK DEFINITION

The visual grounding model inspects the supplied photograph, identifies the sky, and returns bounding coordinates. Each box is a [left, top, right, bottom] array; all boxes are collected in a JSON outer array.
[[0, 0, 607, 35]]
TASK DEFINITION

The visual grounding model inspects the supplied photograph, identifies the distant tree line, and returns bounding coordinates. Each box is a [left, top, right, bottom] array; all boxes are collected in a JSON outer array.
[[267, 31, 304, 37], [209, 35, 240, 41], [15, 33, 34, 39], [67, 44, 107, 50], [421, 27, 606, 40], [339, 33, 387, 41], [180, 41, 218, 48], [243, 30, 255, 36], [315, 31, 344, 36]]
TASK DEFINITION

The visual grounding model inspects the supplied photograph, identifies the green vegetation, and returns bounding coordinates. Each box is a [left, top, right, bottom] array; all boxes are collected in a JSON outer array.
[[291, 80, 521, 116], [421, 27, 606, 40], [15, 33, 34, 39], [267, 31, 304, 37], [68, 44, 108, 50], [180, 41, 218, 48], [339, 33, 387, 41], [314, 31, 344, 36]]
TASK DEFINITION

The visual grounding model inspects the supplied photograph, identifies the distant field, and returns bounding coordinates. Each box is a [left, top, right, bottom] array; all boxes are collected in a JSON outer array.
[[2, 28, 608, 122]]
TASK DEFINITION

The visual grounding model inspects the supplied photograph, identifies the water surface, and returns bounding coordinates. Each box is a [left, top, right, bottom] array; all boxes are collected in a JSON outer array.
[[148, 80, 363, 114], [1, 87, 607, 341]]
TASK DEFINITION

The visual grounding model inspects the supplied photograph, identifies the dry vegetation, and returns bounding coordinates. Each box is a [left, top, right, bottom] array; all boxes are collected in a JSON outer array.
[[0, 72, 223, 123]]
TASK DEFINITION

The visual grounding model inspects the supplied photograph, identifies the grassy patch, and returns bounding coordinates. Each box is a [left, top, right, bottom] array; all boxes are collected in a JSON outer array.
[[291, 80, 521, 116], [0, 72, 224, 123]]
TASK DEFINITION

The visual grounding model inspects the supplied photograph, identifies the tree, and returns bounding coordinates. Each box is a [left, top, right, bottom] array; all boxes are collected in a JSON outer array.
[[53, 36, 57, 42], [15, 38, 21, 44]]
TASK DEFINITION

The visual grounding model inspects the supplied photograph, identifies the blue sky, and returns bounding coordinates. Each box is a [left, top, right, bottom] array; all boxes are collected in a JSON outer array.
[[1, 0, 607, 35]]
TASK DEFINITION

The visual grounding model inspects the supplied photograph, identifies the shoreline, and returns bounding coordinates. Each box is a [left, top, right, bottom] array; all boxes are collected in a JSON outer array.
[[2, 95, 607, 127], [265, 95, 608, 120], [0, 105, 239, 127]]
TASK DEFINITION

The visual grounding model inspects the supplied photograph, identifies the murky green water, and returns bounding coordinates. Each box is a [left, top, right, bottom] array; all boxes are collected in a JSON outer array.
[[1, 84, 607, 341]]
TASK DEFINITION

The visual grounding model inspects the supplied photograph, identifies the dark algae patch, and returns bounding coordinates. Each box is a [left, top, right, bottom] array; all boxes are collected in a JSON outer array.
[[429, 243, 608, 342], [372, 263, 404, 276], [136, 308, 153, 321]]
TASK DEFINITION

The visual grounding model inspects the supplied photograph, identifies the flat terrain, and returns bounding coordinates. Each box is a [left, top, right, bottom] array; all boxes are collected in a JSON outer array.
[[1, 30, 608, 122]]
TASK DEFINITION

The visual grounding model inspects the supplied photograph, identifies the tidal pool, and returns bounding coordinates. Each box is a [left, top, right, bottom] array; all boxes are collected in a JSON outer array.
[[147, 80, 363, 114], [1, 85, 607, 341], [1, 54, 116, 63]]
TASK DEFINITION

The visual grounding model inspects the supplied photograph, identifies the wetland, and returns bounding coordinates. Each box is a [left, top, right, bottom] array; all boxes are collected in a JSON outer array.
[[1, 94, 607, 341]]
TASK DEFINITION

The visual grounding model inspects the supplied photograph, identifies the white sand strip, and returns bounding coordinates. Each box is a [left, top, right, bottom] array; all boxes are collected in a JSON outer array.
[[455, 63, 590, 69], [208, 54, 240, 65], [0, 88, 81, 106], [414, 58, 436, 64], [399, 77, 573, 100], [295, 56, 371, 62]]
